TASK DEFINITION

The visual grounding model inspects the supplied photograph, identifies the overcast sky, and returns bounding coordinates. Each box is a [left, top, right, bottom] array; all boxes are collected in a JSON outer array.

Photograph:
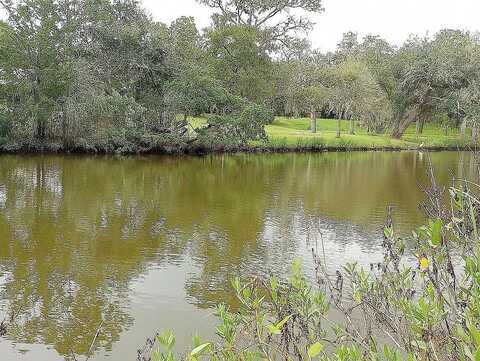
[[144, 0, 480, 51], [0, 0, 477, 51]]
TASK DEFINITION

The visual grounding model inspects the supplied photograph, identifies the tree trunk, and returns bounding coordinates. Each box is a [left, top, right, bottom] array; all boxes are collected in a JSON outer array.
[[349, 118, 355, 135], [391, 114, 415, 139], [310, 111, 317, 133], [33, 73, 46, 141], [62, 105, 71, 148], [460, 119, 467, 137], [415, 119, 423, 135], [36, 114, 46, 141], [336, 117, 341, 138]]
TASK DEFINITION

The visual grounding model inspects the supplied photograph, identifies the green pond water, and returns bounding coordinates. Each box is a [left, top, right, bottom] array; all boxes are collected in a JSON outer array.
[[0, 151, 474, 360]]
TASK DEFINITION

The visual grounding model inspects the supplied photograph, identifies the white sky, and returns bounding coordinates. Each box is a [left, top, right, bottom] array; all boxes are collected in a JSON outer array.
[[1, 0, 478, 51], [144, 0, 480, 51]]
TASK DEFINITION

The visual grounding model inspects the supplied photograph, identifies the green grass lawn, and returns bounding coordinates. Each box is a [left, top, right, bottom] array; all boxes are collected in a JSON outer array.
[[265, 117, 471, 149], [402, 122, 465, 147], [265, 117, 410, 149], [187, 115, 471, 150]]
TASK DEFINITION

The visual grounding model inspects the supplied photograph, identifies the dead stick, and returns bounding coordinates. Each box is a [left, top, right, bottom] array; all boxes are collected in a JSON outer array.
[[85, 320, 104, 361]]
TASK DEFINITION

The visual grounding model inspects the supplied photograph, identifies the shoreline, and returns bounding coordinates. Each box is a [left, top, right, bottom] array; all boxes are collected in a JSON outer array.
[[0, 143, 474, 157]]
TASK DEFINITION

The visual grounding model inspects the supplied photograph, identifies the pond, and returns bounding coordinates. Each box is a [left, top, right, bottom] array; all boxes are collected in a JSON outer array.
[[0, 151, 474, 360]]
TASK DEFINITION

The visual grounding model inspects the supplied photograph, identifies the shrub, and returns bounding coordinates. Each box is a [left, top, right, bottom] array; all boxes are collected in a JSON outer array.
[[194, 103, 273, 149]]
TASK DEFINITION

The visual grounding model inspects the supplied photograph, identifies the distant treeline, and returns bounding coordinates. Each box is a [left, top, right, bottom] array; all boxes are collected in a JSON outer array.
[[0, 0, 479, 152]]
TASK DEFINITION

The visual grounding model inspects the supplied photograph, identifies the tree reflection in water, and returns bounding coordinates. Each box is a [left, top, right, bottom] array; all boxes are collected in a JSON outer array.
[[0, 152, 473, 359]]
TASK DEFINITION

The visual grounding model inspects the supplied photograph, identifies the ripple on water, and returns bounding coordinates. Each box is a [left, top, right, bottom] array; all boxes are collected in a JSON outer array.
[[0, 151, 473, 360]]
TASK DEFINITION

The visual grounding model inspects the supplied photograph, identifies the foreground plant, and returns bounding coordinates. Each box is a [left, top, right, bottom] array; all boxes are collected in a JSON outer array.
[[147, 169, 480, 361]]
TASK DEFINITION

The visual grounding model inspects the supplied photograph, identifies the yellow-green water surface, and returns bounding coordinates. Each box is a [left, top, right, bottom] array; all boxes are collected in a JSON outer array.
[[0, 152, 474, 360]]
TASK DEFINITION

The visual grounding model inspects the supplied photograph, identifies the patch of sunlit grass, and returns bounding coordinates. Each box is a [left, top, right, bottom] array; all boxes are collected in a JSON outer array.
[[185, 115, 472, 149]]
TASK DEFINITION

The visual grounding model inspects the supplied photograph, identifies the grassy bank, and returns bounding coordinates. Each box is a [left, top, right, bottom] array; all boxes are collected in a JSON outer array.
[[262, 117, 470, 150], [189, 116, 472, 152], [0, 116, 470, 155]]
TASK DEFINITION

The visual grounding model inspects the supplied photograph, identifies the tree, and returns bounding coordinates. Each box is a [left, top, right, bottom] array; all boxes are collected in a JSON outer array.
[[0, 0, 76, 142], [360, 37, 396, 134], [197, 0, 324, 52], [164, 16, 215, 120], [274, 57, 329, 132], [206, 24, 274, 103], [388, 30, 478, 139], [327, 59, 377, 137], [304, 85, 329, 133], [456, 81, 480, 142], [335, 31, 359, 62], [430, 30, 480, 137], [0, 0, 193, 151]]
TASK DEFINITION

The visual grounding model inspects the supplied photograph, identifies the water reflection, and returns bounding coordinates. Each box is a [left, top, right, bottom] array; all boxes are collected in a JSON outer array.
[[0, 152, 473, 360]]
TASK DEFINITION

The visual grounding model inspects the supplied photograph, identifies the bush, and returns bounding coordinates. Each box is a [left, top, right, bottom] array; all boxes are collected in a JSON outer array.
[[194, 103, 273, 149]]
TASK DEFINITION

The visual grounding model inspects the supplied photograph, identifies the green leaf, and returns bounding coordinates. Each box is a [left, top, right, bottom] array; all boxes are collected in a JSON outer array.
[[291, 258, 303, 276], [242, 287, 251, 299], [353, 289, 361, 303], [275, 315, 291, 329], [308, 342, 323, 358], [430, 219, 442, 246], [383, 227, 393, 239], [270, 276, 278, 291], [475, 348, 480, 361], [192, 334, 202, 348], [190, 342, 211, 357], [267, 324, 280, 335], [157, 330, 176, 350], [469, 322, 480, 347], [231, 277, 241, 292], [151, 349, 160, 361], [268, 315, 291, 335]]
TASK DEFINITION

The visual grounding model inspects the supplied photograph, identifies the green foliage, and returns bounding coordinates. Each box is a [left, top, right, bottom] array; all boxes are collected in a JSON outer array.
[[240, 103, 275, 128], [152, 330, 176, 361], [1, 0, 479, 152], [195, 103, 272, 148], [197, 0, 324, 54], [206, 24, 274, 103], [0, 0, 277, 153]]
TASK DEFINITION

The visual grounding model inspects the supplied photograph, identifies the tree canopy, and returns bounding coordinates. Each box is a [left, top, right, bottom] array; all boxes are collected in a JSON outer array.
[[1, 0, 480, 152]]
